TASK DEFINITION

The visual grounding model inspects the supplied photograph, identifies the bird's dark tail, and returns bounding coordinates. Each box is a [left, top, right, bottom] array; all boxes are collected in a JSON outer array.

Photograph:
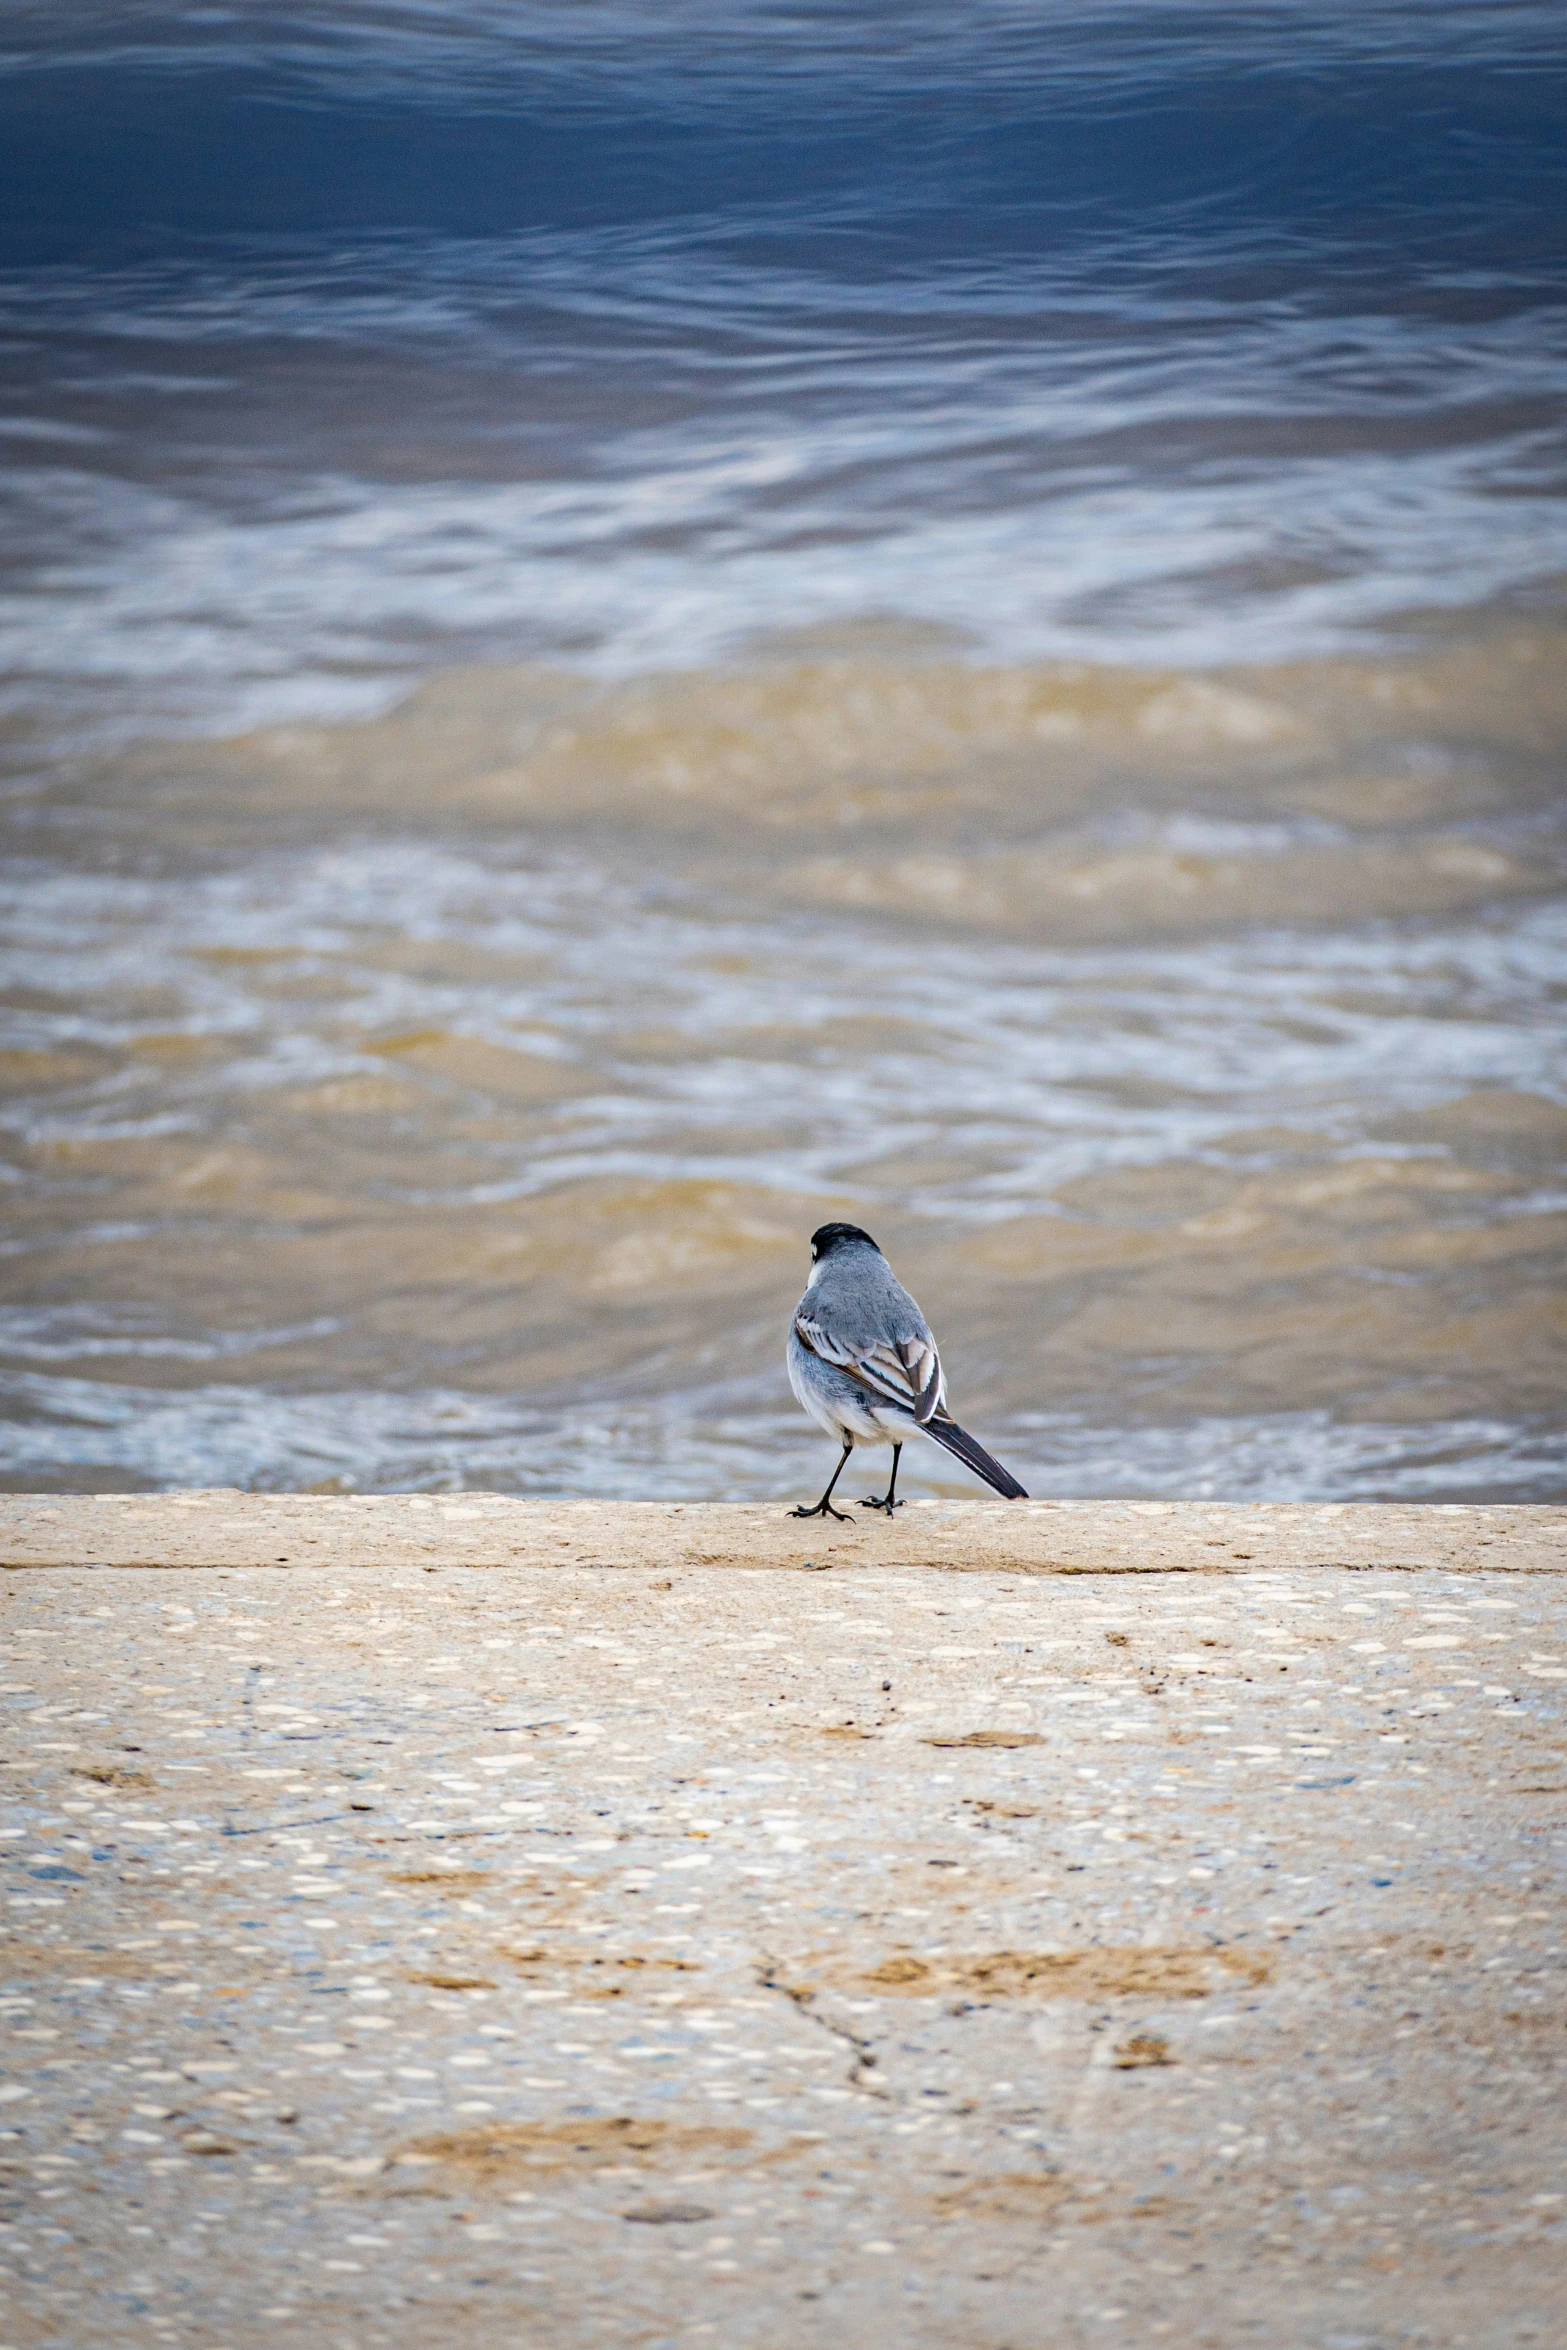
[[923, 1416, 1028, 1499]]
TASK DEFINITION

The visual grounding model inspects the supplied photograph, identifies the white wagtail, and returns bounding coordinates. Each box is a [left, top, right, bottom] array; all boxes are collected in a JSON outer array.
[[786, 1222, 1028, 1518]]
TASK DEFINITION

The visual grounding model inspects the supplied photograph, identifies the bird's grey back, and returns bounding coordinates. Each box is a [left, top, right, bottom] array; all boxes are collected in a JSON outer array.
[[801, 1240, 931, 1350]]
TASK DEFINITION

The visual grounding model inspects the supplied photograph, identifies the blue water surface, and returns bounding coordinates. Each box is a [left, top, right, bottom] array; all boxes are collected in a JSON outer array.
[[0, 2, 1563, 731]]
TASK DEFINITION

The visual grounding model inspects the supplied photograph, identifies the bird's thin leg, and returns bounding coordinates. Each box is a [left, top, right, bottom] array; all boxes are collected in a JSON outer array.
[[791, 1438, 855, 1521], [861, 1441, 904, 1512]]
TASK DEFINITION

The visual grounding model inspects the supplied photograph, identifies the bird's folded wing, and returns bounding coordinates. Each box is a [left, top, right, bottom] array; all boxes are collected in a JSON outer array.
[[794, 1315, 942, 1424]]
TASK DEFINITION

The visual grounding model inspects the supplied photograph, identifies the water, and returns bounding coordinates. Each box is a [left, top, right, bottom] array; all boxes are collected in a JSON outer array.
[[1, 3, 1564, 1499]]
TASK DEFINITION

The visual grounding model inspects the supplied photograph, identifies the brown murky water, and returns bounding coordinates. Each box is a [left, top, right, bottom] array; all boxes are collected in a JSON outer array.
[[4, 621, 1564, 1498], [5, 4, 1567, 1498]]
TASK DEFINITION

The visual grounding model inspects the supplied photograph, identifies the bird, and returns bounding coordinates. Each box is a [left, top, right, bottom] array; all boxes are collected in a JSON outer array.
[[786, 1221, 1028, 1519]]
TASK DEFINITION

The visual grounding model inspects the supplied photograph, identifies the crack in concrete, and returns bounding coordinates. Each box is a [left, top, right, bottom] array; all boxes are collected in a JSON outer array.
[[755, 1956, 894, 2101]]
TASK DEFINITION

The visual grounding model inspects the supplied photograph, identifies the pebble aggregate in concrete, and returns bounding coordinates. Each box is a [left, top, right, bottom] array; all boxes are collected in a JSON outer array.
[[3, 1493, 1562, 1574], [0, 1515, 1562, 2347]]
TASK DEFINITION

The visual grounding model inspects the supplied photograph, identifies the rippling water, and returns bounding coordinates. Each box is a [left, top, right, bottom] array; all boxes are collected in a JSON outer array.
[[1, 4, 1564, 1498]]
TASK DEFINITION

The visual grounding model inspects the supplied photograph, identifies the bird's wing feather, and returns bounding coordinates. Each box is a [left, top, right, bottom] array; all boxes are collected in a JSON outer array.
[[795, 1315, 942, 1424]]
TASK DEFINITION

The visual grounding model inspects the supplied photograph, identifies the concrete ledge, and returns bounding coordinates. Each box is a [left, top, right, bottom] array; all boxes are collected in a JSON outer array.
[[3, 1500, 1563, 2345], [2, 1491, 1562, 1571]]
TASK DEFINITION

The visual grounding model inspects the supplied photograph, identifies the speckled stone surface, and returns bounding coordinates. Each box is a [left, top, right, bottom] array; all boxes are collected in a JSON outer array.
[[0, 1501, 1563, 2348], [2, 1493, 1563, 1574]]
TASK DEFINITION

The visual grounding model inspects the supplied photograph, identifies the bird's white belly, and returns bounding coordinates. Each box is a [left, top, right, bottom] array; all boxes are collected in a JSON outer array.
[[787, 1336, 899, 1447]]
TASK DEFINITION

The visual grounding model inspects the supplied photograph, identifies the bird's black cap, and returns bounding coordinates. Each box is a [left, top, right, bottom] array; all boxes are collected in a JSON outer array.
[[810, 1222, 880, 1258]]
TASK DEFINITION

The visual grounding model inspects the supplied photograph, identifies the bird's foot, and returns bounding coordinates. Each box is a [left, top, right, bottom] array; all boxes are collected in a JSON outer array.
[[859, 1495, 904, 1512], [790, 1501, 854, 1522]]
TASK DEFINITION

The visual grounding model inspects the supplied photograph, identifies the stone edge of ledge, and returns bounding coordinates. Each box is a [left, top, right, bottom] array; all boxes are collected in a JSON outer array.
[[0, 1495, 1561, 1573]]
